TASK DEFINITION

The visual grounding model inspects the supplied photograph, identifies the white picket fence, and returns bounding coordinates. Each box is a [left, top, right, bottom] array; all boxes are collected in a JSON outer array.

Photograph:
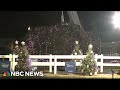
[[1, 54, 120, 74]]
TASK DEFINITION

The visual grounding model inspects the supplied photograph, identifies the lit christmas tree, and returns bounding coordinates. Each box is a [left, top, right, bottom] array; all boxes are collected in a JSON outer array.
[[14, 40, 31, 72], [72, 41, 83, 55], [79, 44, 97, 76], [71, 41, 83, 72], [71, 41, 83, 62]]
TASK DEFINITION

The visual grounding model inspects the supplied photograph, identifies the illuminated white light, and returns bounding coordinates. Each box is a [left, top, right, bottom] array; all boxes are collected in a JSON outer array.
[[75, 41, 79, 44], [90, 51, 93, 53], [74, 53, 77, 55], [112, 12, 120, 28], [89, 44, 93, 49], [15, 40, 19, 44], [28, 26, 31, 30], [21, 41, 25, 46]]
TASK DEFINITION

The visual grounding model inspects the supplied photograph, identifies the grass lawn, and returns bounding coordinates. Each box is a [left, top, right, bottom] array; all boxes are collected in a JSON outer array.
[[43, 73, 120, 79], [0, 73, 120, 79]]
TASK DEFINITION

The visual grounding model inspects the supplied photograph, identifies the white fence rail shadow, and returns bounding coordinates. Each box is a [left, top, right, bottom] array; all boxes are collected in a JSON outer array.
[[1, 54, 120, 74]]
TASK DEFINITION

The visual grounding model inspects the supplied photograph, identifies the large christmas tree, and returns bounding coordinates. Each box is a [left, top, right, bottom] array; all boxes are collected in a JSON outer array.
[[14, 40, 31, 72], [25, 22, 101, 55], [79, 44, 97, 76]]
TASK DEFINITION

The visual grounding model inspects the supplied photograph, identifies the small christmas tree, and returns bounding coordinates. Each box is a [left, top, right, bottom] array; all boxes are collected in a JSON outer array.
[[72, 41, 83, 55], [71, 41, 83, 62], [14, 40, 31, 72], [79, 44, 97, 76]]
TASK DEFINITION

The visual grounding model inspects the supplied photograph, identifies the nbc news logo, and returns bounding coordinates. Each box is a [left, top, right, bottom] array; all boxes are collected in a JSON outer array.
[[3, 71, 44, 76], [3, 71, 10, 76]]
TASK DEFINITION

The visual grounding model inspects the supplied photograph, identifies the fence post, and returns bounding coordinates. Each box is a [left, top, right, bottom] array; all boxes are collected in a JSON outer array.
[[9, 54, 12, 72], [100, 54, 103, 73], [49, 54, 52, 73], [12, 54, 16, 71], [94, 54, 98, 63], [54, 56, 57, 74], [94, 54, 98, 75]]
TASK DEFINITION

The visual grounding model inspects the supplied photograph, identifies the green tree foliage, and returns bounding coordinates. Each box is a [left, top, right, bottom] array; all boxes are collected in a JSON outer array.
[[71, 41, 83, 64], [13, 41, 30, 72], [72, 41, 83, 55], [79, 44, 97, 76], [25, 22, 100, 55], [25, 23, 79, 55]]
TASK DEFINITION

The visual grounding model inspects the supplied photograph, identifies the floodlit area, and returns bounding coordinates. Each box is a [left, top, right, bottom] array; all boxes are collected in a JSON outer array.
[[1, 11, 120, 79]]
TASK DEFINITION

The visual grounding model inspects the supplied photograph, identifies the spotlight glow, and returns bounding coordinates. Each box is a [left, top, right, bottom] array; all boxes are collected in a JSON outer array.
[[112, 11, 120, 28]]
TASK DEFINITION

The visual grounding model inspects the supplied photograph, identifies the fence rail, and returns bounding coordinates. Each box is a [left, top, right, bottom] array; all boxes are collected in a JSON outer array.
[[1, 54, 120, 74]]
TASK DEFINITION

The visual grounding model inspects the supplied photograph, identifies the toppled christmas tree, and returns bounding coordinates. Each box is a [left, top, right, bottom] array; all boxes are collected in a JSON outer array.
[[14, 40, 31, 72], [79, 44, 97, 76]]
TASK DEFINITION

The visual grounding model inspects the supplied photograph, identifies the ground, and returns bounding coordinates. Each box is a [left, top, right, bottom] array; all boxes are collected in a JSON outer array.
[[43, 73, 120, 79], [0, 73, 120, 79]]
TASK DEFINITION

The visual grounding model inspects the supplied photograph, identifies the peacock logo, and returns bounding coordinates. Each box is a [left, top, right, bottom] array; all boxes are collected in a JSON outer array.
[[3, 71, 11, 76]]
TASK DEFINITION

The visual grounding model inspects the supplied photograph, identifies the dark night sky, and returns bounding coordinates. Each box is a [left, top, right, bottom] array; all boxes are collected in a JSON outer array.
[[0, 11, 119, 46]]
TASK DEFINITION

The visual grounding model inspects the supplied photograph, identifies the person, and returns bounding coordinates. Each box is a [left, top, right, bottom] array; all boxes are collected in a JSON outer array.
[[111, 69, 114, 79]]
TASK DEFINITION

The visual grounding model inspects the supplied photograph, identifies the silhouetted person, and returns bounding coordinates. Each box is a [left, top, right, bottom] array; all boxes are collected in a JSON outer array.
[[111, 69, 114, 79]]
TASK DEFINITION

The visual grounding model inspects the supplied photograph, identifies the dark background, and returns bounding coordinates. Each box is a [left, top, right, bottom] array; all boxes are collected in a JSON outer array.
[[0, 11, 119, 46]]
